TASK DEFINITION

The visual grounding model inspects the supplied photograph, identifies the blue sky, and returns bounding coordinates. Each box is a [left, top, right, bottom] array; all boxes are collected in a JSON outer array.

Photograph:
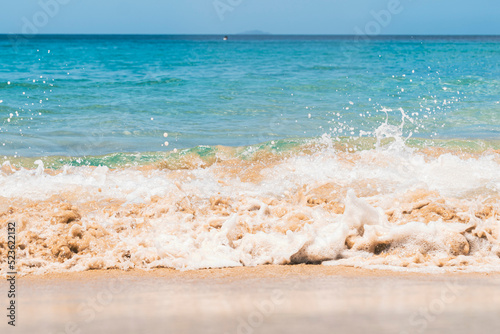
[[1, 0, 499, 35]]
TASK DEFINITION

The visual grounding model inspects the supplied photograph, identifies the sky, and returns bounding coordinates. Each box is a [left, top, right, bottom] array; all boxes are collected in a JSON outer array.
[[1, 0, 499, 35]]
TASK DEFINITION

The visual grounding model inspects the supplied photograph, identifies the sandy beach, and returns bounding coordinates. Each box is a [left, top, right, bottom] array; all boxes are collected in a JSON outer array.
[[2, 265, 499, 334]]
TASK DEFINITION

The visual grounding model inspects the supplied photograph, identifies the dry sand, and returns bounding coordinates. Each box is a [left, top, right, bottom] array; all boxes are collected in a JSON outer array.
[[2, 265, 500, 334]]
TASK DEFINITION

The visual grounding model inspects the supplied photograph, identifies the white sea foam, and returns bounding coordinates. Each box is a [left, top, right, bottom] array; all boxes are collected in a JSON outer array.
[[1, 121, 500, 275]]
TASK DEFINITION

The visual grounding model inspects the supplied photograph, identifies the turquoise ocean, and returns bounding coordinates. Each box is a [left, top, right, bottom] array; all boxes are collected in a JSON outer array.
[[1, 35, 500, 165], [1, 35, 500, 275]]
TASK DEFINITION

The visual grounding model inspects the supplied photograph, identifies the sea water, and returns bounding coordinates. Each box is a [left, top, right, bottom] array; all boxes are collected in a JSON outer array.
[[0, 35, 500, 275]]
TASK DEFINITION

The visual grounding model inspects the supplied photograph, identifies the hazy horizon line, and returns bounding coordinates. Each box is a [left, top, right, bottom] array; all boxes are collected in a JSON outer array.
[[1, 33, 500, 37]]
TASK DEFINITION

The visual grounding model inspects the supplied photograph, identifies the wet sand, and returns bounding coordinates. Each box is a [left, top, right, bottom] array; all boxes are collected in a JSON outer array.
[[2, 265, 500, 334]]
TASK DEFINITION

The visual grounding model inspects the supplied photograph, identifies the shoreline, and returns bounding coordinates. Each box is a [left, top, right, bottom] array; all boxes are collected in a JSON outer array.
[[18, 264, 500, 282]]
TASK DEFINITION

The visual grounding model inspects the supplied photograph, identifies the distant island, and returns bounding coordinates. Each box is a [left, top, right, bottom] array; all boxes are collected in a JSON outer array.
[[237, 30, 271, 35]]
